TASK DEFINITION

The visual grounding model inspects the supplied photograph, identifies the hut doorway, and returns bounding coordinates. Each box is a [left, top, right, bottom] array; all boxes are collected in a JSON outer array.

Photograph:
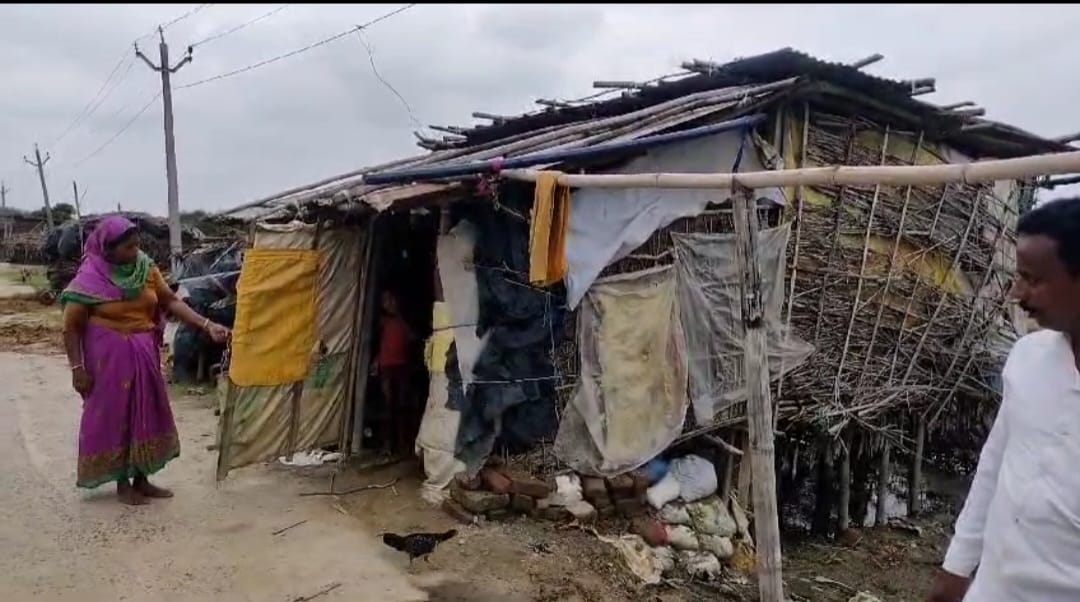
[[359, 208, 440, 464]]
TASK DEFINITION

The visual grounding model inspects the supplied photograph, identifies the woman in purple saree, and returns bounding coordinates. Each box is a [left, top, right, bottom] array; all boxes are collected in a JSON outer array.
[[61, 215, 229, 505]]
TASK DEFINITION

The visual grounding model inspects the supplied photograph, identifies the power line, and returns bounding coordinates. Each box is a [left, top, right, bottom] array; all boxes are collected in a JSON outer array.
[[79, 58, 137, 132], [177, 27, 354, 90], [190, 4, 290, 48], [357, 3, 417, 30], [58, 4, 414, 171], [72, 92, 161, 169], [50, 52, 132, 146], [48, 4, 212, 149], [178, 3, 417, 90], [160, 3, 212, 32], [354, 30, 422, 130]]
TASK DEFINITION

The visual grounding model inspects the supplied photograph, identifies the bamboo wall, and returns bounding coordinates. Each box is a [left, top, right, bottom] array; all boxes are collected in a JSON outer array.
[[779, 106, 1026, 446], [544, 102, 1028, 482]]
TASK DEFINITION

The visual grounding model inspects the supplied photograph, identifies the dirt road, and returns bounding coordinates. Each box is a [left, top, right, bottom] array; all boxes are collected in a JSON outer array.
[[0, 351, 430, 602]]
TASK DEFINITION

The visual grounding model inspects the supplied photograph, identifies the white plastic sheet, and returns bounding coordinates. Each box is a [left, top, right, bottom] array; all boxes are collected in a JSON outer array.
[[564, 132, 786, 309], [554, 265, 689, 477], [672, 223, 814, 423], [415, 220, 487, 495]]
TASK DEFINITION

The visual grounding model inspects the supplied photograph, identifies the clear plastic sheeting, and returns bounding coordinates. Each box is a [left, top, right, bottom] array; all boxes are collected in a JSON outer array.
[[555, 265, 689, 477], [564, 131, 787, 309], [671, 223, 813, 424]]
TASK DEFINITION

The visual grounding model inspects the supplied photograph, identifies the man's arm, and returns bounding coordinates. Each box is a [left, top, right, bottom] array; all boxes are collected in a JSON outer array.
[[927, 375, 1012, 602], [941, 383, 1010, 577]]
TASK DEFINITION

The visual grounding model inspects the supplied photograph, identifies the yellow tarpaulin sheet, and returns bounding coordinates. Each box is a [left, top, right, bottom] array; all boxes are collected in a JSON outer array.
[[229, 248, 320, 386], [424, 301, 453, 374], [529, 171, 570, 286]]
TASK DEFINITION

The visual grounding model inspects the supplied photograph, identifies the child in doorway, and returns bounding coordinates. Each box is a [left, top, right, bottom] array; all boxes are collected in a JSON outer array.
[[373, 290, 417, 456]]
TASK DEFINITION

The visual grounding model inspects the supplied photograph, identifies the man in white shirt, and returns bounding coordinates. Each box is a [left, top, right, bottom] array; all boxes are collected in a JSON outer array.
[[928, 197, 1080, 602]]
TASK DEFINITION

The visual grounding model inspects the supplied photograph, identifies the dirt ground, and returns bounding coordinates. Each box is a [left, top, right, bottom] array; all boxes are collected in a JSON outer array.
[[0, 297, 953, 602]]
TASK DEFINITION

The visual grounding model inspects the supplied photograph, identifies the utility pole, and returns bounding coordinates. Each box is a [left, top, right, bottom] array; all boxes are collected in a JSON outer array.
[[0, 181, 9, 209], [72, 181, 85, 248], [23, 144, 54, 228], [136, 27, 192, 271]]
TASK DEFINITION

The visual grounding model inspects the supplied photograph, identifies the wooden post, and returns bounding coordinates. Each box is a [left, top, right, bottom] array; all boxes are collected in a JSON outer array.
[[838, 430, 852, 532], [909, 417, 926, 516], [349, 221, 383, 455], [875, 443, 892, 527], [811, 439, 836, 536], [721, 434, 736, 498], [732, 185, 784, 602]]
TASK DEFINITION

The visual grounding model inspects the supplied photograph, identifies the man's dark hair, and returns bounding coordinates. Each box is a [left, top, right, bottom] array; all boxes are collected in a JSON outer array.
[[1017, 198, 1080, 275]]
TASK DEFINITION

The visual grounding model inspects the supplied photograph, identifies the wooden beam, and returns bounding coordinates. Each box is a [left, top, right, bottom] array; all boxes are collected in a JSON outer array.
[[703, 435, 745, 456], [503, 149, 1080, 190], [471, 111, 510, 122], [732, 185, 784, 602], [849, 53, 884, 69], [428, 124, 467, 135], [1041, 174, 1080, 188], [680, 59, 720, 73], [949, 107, 986, 118], [909, 85, 936, 97], [535, 98, 571, 108], [592, 80, 643, 89], [1054, 131, 1080, 144], [903, 77, 936, 89], [940, 101, 975, 110]]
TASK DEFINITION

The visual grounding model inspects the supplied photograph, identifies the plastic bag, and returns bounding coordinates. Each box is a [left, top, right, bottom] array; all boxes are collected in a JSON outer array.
[[678, 551, 722, 581], [699, 534, 734, 560], [646, 471, 681, 509], [660, 502, 692, 525], [666, 525, 700, 551], [687, 497, 737, 537], [670, 455, 717, 502]]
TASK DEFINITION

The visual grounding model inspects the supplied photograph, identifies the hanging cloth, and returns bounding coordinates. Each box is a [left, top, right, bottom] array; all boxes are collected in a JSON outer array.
[[528, 171, 571, 286]]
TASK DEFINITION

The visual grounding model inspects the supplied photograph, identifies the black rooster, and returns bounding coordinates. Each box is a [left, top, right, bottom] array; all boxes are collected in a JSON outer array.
[[382, 529, 457, 565]]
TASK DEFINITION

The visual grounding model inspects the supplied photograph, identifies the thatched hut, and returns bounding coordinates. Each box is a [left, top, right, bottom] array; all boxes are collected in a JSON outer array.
[[217, 48, 1064, 534], [0, 210, 48, 265]]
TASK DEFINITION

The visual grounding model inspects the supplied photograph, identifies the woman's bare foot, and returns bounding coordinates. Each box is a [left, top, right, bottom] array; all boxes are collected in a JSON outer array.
[[133, 475, 173, 499], [117, 480, 148, 506]]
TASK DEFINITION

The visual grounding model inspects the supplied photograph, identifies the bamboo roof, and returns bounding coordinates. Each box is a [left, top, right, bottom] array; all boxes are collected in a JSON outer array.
[[221, 47, 1068, 221]]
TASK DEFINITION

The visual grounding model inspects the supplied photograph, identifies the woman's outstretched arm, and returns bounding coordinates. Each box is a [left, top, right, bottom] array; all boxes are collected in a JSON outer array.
[[62, 303, 93, 395], [153, 270, 230, 343]]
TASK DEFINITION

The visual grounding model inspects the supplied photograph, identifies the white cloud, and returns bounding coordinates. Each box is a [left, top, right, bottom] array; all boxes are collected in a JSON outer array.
[[2, 3, 1080, 216]]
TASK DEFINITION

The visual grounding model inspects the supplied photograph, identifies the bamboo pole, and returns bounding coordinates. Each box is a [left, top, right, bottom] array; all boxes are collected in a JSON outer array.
[[501, 149, 1080, 190], [908, 416, 926, 516], [899, 195, 982, 387], [875, 443, 891, 527], [776, 102, 810, 402], [838, 429, 853, 531], [855, 131, 925, 395], [833, 126, 891, 401], [732, 185, 784, 602], [811, 125, 857, 348]]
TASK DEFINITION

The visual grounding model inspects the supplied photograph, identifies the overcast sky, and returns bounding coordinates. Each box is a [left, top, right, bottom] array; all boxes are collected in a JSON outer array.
[[1, 3, 1078, 216]]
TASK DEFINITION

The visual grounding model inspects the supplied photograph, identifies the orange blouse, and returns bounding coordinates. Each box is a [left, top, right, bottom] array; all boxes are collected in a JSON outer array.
[[63, 267, 176, 334]]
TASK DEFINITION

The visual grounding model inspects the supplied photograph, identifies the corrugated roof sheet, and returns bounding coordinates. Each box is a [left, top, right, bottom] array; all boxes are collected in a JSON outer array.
[[222, 47, 1068, 220]]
